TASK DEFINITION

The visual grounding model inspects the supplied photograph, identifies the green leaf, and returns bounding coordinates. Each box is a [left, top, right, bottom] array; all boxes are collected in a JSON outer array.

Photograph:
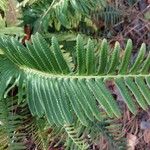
[[86, 38, 95, 75], [119, 39, 132, 74], [130, 43, 146, 73], [97, 39, 108, 75], [76, 34, 86, 75], [115, 78, 137, 114]]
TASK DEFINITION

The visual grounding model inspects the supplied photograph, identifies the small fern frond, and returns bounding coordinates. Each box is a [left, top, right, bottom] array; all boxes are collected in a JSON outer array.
[[0, 34, 150, 126], [0, 95, 61, 150], [89, 120, 126, 150], [92, 5, 122, 27], [64, 124, 89, 150], [20, 0, 106, 32], [64, 119, 126, 150], [0, 97, 27, 150]]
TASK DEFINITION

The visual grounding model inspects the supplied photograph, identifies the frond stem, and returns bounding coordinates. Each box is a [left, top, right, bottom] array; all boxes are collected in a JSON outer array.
[[21, 67, 150, 80]]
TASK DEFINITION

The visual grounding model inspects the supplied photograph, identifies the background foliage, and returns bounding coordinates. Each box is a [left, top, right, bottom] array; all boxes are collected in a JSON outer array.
[[0, 0, 150, 150]]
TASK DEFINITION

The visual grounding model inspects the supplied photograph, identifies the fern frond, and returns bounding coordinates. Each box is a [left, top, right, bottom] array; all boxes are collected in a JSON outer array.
[[0, 95, 61, 150], [21, 0, 106, 32], [0, 97, 27, 150], [92, 5, 122, 27], [64, 119, 126, 150], [89, 120, 126, 150], [0, 34, 150, 127], [64, 124, 89, 150]]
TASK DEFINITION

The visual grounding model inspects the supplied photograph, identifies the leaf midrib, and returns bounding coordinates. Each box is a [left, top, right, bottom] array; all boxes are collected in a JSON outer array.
[[21, 66, 150, 79]]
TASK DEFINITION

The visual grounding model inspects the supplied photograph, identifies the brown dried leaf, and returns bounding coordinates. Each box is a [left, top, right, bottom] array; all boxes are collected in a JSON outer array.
[[144, 129, 150, 143], [147, 0, 150, 4], [5, 0, 21, 26], [113, 86, 124, 102], [6, 0, 17, 25], [127, 133, 137, 150]]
